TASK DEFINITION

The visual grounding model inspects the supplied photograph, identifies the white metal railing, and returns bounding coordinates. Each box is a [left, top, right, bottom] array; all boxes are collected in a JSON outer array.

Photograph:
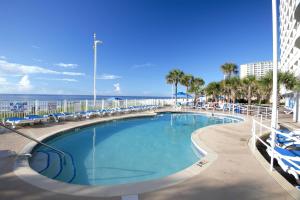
[[195, 103, 273, 121], [0, 98, 178, 121], [252, 118, 300, 172]]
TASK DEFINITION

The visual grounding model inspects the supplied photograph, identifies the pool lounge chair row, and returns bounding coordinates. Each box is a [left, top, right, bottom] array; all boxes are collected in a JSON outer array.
[[195, 103, 246, 112], [266, 129, 300, 184], [4, 105, 161, 128]]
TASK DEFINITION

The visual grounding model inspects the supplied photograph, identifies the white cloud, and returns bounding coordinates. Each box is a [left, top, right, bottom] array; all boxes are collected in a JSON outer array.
[[0, 77, 9, 85], [97, 74, 121, 80], [131, 62, 156, 69], [36, 77, 78, 82], [113, 83, 121, 94], [61, 72, 84, 76], [55, 63, 78, 68], [18, 75, 32, 91], [0, 59, 85, 76], [32, 45, 40, 49]]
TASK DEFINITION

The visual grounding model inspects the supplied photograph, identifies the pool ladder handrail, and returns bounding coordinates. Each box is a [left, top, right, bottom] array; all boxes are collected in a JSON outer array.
[[0, 123, 66, 162]]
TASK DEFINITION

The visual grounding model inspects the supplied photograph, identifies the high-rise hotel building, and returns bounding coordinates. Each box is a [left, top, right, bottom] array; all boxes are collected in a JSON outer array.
[[239, 61, 273, 79], [279, 0, 300, 121]]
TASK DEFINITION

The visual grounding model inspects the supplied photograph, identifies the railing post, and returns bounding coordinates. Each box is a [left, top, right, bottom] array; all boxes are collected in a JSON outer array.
[[265, 107, 267, 119], [35, 100, 39, 115], [63, 100, 67, 112], [270, 128, 276, 171], [252, 119, 256, 152], [85, 100, 88, 112], [102, 99, 104, 110], [246, 105, 249, 116], [260, 114, 263, 136], [232, 104, 235, 115], [125, 99, 128, 108]]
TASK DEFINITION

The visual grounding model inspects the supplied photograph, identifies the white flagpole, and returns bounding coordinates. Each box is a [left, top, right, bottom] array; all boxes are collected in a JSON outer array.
[[270, 0, 278, 171], [93, 33, 102, 107]]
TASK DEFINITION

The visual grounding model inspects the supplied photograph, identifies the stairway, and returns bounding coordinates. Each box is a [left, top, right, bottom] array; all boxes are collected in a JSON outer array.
[[30, 150, 76, 183]]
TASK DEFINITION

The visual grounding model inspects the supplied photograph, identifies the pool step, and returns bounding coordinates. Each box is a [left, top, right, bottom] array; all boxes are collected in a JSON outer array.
[[30, 150, 76, 183]]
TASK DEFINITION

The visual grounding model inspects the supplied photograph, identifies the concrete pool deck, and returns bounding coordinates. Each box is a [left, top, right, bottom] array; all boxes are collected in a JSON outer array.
[[0, 109, 297, 200]]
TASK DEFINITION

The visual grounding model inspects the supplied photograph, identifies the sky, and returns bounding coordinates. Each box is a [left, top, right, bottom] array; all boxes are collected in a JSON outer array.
[[0, 0, 274, 96]]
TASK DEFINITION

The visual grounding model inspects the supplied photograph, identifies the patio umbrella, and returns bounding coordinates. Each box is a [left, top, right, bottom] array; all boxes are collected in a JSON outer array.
[[174, 92, 192, 98], [107, 97, 123, 101]]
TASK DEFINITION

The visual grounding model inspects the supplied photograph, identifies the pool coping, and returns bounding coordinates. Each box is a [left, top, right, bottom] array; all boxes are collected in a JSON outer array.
[[14, 110, 244, 197]]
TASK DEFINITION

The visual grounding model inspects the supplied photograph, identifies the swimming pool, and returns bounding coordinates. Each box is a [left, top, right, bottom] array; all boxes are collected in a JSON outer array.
[[30, 112, 240, 186]]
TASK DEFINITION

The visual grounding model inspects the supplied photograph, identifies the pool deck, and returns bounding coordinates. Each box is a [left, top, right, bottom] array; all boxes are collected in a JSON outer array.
[[0, 109, 297, 200]]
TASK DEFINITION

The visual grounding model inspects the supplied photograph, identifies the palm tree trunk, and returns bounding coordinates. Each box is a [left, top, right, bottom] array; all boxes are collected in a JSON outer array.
[[175, 82, 178, 105], [186, 86, 188, 102], [247, 86, 251, 105]]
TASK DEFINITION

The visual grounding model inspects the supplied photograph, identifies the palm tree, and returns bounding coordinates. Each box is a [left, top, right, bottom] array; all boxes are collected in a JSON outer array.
[[259, 72, 273, 103], [180, 74, 193, 102], [242, 75, 257, 105], [205, 82, 221, 101], [255, 79, 269, 104], [166, 69, 184, 104], [189, 77, 205, 105], [260, 71, 297, 104], [280, 71, 297, 91], [223, 77, 241, 103], [220, 63, 238, 79]]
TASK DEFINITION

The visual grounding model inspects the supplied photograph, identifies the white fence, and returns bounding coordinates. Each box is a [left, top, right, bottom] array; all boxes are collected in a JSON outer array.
[[199, 103, 273, 121], [252, 117, 300, 176], [0, 98, 176, 120]]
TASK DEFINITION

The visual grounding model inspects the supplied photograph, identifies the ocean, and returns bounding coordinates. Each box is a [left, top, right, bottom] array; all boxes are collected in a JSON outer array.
[[0, 94, 170, 101]]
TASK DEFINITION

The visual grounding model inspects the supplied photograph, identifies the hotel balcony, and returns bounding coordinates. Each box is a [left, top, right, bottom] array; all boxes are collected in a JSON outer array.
[[295, 0, 300, 22], [295, 25, 300, 49]]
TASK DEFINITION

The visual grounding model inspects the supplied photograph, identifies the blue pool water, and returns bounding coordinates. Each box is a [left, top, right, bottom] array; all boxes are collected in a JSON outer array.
[[30, 113, 240, 185]]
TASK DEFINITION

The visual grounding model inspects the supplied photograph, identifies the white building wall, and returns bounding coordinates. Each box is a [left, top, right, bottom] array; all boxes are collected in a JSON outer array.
[[239, 61, 273, 79], [279, 0, 300, 122]]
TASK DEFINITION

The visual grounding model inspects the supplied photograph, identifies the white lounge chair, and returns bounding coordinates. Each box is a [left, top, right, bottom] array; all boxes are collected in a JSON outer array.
[[267, 146, 300, 184], [5, 117, 34, 128]]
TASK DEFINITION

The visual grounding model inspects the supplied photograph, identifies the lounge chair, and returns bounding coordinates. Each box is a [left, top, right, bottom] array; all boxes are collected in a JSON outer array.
[[48, 113, 66, 122], [201, 103, 213, 111], [284, 107, 293, 115], [267, 129, 300, 148], [61, 112, 79, 120], [216, 104, 225, 111], [25, 115, 48, 124], [76, 111, 97, 119], [5, 117, 34, 128], [267, 146, 300, 184]]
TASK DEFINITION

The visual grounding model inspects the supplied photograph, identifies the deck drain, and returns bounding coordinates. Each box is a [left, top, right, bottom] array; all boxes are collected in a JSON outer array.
[[197, 160, 208, 167], [122, 194, 139, 200]]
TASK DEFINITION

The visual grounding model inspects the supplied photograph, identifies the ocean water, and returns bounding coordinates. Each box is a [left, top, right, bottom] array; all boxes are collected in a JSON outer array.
[[30, 113, 240, 185], [0, 94, 170, 101]]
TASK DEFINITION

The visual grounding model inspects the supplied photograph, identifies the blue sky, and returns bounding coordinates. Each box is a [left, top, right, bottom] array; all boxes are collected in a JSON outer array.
[[0, 0, 273, 96]]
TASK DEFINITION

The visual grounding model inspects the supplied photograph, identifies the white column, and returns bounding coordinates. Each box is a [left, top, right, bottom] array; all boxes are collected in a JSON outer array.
[[293, 93, 299, 122]]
